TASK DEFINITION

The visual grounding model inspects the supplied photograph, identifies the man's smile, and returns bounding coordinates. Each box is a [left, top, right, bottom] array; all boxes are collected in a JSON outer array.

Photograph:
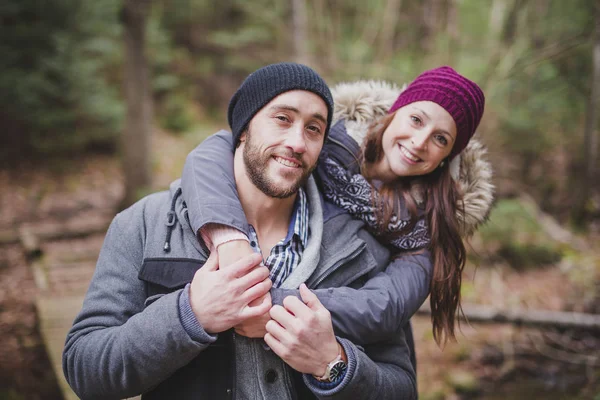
[[273, 155, 302, 168]]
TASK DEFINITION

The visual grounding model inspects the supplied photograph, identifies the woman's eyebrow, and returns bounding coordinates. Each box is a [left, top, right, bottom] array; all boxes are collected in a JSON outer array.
[[412, 107, 430, 121], [437, 129, 455, 142]]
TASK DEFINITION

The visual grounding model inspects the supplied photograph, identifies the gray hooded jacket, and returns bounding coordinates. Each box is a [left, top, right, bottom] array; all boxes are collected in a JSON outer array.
[[62, 176, 420, 399]]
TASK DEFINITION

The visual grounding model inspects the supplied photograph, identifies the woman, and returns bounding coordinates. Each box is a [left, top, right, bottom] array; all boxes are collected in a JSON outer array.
[[182, 66, 494, 346]]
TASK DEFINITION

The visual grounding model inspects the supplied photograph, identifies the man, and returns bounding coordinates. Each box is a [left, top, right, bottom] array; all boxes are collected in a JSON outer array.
[[63, 63, 417, 399]]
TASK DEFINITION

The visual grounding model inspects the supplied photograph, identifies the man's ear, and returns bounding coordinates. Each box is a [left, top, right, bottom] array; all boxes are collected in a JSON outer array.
[[239, 126, 248, 142], [235, 127, 248, 149]]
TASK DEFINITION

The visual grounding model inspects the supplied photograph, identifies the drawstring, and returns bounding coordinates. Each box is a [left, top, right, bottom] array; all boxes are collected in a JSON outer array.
[[164, 187, 182, 253]]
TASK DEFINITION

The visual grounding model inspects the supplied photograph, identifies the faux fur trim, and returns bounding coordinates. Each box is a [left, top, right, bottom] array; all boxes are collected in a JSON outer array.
[[331, 80, 495, 237]]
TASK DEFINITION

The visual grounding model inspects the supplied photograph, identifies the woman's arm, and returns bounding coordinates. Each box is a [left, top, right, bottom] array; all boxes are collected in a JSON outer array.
[[181, 130, 251, 236], [181, 130, 254, 267], [304, 335, 417, 399], [181, 131, 432, 344], [273, 250, 431, 344]]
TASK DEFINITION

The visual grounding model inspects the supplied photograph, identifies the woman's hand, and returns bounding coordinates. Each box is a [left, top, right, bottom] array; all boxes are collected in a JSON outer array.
[[219, 239, 273, 337], [217, 239, 255, 269], [264, 284, 341, 376]]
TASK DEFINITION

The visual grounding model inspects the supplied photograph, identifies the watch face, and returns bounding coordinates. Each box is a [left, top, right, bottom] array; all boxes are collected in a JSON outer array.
[[329, 360, 347, 382]]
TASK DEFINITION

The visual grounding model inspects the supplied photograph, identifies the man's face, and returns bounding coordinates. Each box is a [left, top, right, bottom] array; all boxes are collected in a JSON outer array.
[[240, 90, 328, 199]]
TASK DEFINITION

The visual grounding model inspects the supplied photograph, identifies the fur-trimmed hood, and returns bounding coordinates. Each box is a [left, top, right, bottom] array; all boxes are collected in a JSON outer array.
[[331, 80, 495, 237]]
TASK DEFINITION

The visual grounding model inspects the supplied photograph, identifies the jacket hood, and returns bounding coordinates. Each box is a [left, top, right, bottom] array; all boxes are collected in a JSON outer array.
[[331, 80, 495, 237], [169, 179, 186, 221], [162, 179, 197, 254]]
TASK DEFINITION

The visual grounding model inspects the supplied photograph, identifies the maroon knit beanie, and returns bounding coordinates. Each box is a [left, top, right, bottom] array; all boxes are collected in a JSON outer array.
[[389, 66, 485, 160]]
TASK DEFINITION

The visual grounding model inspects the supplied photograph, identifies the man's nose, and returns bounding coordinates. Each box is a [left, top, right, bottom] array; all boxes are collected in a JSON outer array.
[[286, 124, 307, 154]]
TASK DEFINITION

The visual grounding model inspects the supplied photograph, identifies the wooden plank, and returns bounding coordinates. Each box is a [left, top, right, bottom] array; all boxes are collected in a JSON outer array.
[[31, 259, 49, 292], [0, 229, 19, 245], [19, 226, 43, 259], [36, 295, 84, 400], [0, 216, 112, 248], [36, 295, 141, 400]]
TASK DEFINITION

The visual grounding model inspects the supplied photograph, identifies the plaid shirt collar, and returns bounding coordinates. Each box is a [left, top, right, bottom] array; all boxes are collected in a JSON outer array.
[[247, 188, 309, 288], [282, 187, 309, 247]]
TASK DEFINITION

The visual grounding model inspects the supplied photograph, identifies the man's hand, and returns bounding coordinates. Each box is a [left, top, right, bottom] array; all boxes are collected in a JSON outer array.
[[189, 251, 272, 334], [217, 239, 255, 269], [234, 310, 270, 338], [264, 284, 339, 376]]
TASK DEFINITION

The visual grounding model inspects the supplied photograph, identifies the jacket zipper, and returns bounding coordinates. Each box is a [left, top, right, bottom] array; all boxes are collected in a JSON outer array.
[[231, 331, 236, 400], [282, 362, 295, 400]]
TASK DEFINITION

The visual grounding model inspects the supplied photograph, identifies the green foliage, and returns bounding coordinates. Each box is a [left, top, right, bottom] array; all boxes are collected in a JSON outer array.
[[147, 7, 197, 134], [475, 199, 564, 269], [1, 0, 598, 227], [160, 93, 195, 134], [0, 0, 124, 160], [445, 370, 479, 395], [492, 0, 592, 157]]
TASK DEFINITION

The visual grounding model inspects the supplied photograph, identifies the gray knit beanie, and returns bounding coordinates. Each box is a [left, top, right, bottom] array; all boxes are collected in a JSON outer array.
[[227, 62, 334, 148]]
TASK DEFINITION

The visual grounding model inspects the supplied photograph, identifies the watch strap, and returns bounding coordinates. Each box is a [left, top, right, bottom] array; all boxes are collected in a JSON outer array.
[[313, 343, 347, 382]]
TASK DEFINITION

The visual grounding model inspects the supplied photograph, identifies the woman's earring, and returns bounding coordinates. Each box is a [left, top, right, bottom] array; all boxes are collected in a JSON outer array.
[[439, 160, 446, 168]]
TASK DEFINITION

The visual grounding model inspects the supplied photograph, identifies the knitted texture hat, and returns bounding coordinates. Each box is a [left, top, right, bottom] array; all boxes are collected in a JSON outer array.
[[228, 62, 334, 148], [389, 66, 485, 160]]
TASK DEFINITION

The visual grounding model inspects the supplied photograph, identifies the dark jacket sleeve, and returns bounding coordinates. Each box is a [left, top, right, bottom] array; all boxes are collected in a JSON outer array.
[[304, 334, 417, 399], [271, 250, 431, 344], [181, 131, 431, 345], [62, 204, 215, 399], [182, 130, 250, 235]]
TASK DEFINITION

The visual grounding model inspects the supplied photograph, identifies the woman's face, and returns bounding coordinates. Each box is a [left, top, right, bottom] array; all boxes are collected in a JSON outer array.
[[373, 101, 457, 181]]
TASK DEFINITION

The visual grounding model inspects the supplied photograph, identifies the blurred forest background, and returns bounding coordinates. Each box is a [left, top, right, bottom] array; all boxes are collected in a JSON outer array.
[[1, 0, 599, 399]]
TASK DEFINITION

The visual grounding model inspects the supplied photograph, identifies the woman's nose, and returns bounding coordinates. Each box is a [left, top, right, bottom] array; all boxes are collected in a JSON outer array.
[[410, 131, 428, 151]]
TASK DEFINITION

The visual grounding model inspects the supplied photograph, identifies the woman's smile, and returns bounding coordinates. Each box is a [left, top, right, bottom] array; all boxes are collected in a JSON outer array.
[[398, 144, 421, 164]]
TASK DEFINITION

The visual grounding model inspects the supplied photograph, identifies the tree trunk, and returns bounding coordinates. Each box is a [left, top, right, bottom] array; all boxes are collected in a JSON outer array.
[[121, 0, 153, 209], [417, 302, 600, 332], [377, 0, 402, 60], [481, 0, 525, 90], [502, 0, 526, 45], [421, 0, 441, 51], [291, 0, 310, 65], [488, 0, 507, 40], [573, 2, 600, 226], [445, 0, 459, 65]]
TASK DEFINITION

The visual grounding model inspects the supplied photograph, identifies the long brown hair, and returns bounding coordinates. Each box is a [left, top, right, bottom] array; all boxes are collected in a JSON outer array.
[[361, 111, 466, 347]]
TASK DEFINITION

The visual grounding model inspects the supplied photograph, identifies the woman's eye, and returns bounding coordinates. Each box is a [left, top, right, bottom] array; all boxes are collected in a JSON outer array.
[[276, 115, 290, 123], [435, 134, 448, 146], [410, 115, 422, 125]]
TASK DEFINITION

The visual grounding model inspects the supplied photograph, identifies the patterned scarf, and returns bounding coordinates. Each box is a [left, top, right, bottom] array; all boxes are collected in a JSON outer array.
[[320, 157, 430, 250]]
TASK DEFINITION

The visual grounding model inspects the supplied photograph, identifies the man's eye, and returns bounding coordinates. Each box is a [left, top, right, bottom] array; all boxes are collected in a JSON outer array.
[[307, 125, 322, 134]]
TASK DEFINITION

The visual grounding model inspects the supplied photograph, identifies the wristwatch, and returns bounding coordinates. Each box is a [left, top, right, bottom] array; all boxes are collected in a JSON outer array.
[[314, 345, 348, 383]]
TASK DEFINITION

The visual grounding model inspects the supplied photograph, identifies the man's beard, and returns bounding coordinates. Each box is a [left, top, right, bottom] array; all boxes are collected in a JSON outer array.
[[243, 129, 316, 199]]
